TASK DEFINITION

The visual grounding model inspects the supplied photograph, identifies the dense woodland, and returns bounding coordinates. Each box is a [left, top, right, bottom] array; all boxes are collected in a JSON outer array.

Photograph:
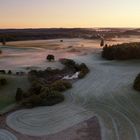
[[102, 42, 140, 60]]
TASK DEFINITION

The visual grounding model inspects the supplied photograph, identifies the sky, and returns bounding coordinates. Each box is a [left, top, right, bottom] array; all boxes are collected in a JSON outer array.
[[0, 0, 140, 28]]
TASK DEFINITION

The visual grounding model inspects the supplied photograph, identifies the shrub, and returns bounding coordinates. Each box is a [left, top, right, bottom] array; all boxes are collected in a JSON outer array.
[[0, 70, 6, 74], [22, 100, 33, 108], [78, 63, 89, 79], [79, 63, 89, 71], [15, 88, 23, 102], [28, 70, 38, 81], [8, 70, 12, 75], [60, 58, 76, 67], [0, 78, 7, 85], [78, 71, 86, 79], [40, 88, 64, 106], [42, 92, 64, 106], [16, 72, 19, 75], [133, 74, 140, 91], [22, 92, 32, 98], [62, 81, 72, 89], [29, 80, 43, 95], [22, 87, 64, 107], [22, 94, 42, 107], [47, 54, 55, 61], [28, 95, 42, 107], [51, 80, 72, 92], [78, 70, 88, 79]]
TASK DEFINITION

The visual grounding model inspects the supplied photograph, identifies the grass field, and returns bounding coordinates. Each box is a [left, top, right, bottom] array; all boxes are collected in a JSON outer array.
[[0, 74, 30, 111]]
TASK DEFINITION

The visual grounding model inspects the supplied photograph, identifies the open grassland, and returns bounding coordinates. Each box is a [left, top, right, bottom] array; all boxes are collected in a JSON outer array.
[[7, 36, 140, 49], [0, 39, 98, 71], [0, 74, 30, 111], [1, 37, 140, 71], [7, 39, 99, 49], [6, 54, 140, 140]]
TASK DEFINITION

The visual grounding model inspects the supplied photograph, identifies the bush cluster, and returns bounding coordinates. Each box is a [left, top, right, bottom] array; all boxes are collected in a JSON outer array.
[[60, 58, 76, 67], [16, 59, 89, 108], [22, 87, 64, 107], [29, 59, 90, 83], [0, 78, 7, 87], [0, 70, 6, 74], [0, 70, 12, 75], [102, 42, 140, 60], [60, 58, 89, 78], [78, 63, 89, 79], [133, 74, 140, 91], [15, 80, 72, 108], [51, 80, 72, 92]]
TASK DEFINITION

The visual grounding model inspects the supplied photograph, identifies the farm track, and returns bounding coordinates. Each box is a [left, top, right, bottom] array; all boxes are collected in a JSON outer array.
[[6, 53, 140, 140]]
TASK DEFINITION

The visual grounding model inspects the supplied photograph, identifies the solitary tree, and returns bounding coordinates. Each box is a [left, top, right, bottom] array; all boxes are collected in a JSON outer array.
[[8, 70, 12, 75], [46, 54, 55, 61]]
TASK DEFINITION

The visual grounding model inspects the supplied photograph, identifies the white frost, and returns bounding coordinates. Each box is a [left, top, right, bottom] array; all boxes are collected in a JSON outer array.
[[62, 72, 80, 80], [6, 53, 140, 139], [0, 129, 17, 140]]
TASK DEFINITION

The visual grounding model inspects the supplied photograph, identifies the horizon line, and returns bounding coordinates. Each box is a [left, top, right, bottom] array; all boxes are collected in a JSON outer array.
[[0, 27, 140, 30]]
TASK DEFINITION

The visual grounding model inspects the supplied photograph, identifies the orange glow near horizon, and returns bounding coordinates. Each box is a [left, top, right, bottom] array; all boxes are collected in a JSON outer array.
[[0, 0, 140, 29]]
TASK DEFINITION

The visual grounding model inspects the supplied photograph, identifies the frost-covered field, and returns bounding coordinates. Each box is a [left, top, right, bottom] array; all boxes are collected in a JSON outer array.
[[1, 37, 140, 140], [1, 37, 140, 71], [0, 39, 100, 72], [0, 129, 17, 140], [6, 54, 140, 140]]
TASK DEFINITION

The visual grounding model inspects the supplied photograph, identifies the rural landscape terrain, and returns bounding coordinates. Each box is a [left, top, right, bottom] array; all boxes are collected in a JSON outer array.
[[0, 28, 140, 140], [1, 0, 140, 139]]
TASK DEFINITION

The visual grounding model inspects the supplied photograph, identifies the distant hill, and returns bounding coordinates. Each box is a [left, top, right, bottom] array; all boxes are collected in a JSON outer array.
[[0, 28, 140, 42]]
